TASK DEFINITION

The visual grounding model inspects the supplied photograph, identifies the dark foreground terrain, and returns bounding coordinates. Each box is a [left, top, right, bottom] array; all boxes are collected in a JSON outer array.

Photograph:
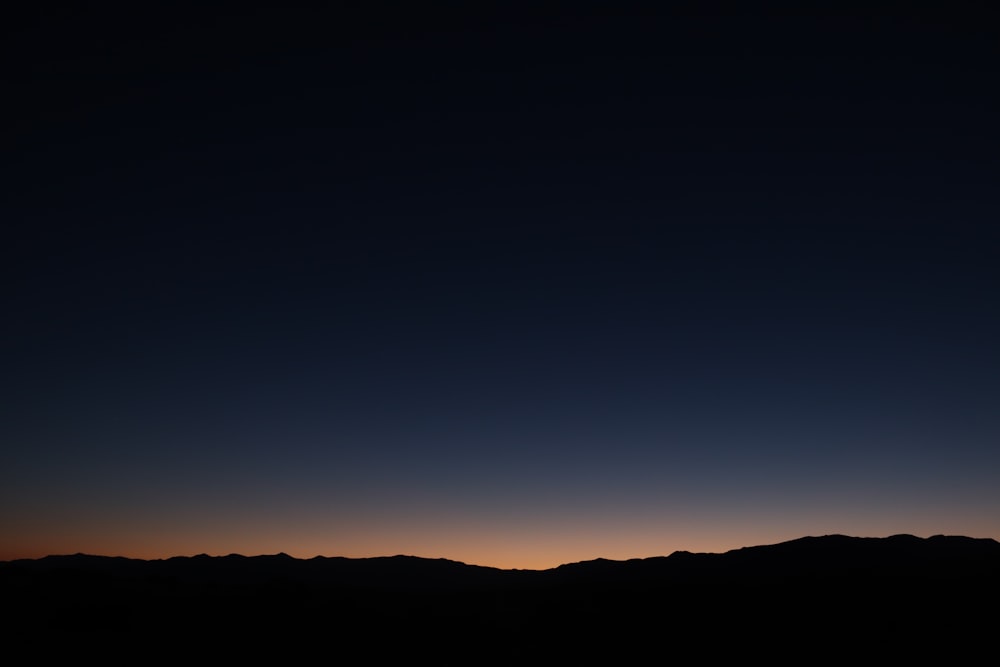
[[3, 534, 998, 659]]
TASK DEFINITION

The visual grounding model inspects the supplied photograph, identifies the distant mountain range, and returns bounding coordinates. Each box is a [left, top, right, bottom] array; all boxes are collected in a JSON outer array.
[[4, 534, 998, 659], [5, 533, 998, 587]]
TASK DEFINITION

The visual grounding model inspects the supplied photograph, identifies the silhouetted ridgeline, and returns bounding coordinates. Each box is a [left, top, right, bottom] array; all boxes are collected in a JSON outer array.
[[3, 535, 998, 658]]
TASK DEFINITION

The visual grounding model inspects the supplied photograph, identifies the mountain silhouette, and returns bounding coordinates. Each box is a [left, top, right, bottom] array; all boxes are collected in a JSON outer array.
[[3, 534, 997, 660]]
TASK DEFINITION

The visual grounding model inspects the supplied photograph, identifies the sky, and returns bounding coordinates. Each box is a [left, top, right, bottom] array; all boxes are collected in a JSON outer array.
[[3, 2, 999, 570]]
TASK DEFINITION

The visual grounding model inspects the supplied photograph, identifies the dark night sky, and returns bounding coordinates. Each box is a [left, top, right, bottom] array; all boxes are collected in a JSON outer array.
[[3, 2, 999, 568]]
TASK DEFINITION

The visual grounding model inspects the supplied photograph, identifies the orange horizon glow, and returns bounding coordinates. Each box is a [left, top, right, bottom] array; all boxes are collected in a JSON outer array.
[[5, 520, 998, 570]]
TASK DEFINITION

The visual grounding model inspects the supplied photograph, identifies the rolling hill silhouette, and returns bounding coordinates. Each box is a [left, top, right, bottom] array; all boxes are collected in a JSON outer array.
[[4, 534, 997, 659]]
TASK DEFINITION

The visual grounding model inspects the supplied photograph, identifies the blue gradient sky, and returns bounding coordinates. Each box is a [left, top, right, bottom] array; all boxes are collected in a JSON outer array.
[[4, 3, 998, 569]]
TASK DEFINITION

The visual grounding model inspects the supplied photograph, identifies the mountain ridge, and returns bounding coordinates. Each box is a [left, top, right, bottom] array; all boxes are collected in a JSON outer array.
[[4, 533, 998, 584], [7, 531, 997, 566], [4, 533, 998, 658]]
